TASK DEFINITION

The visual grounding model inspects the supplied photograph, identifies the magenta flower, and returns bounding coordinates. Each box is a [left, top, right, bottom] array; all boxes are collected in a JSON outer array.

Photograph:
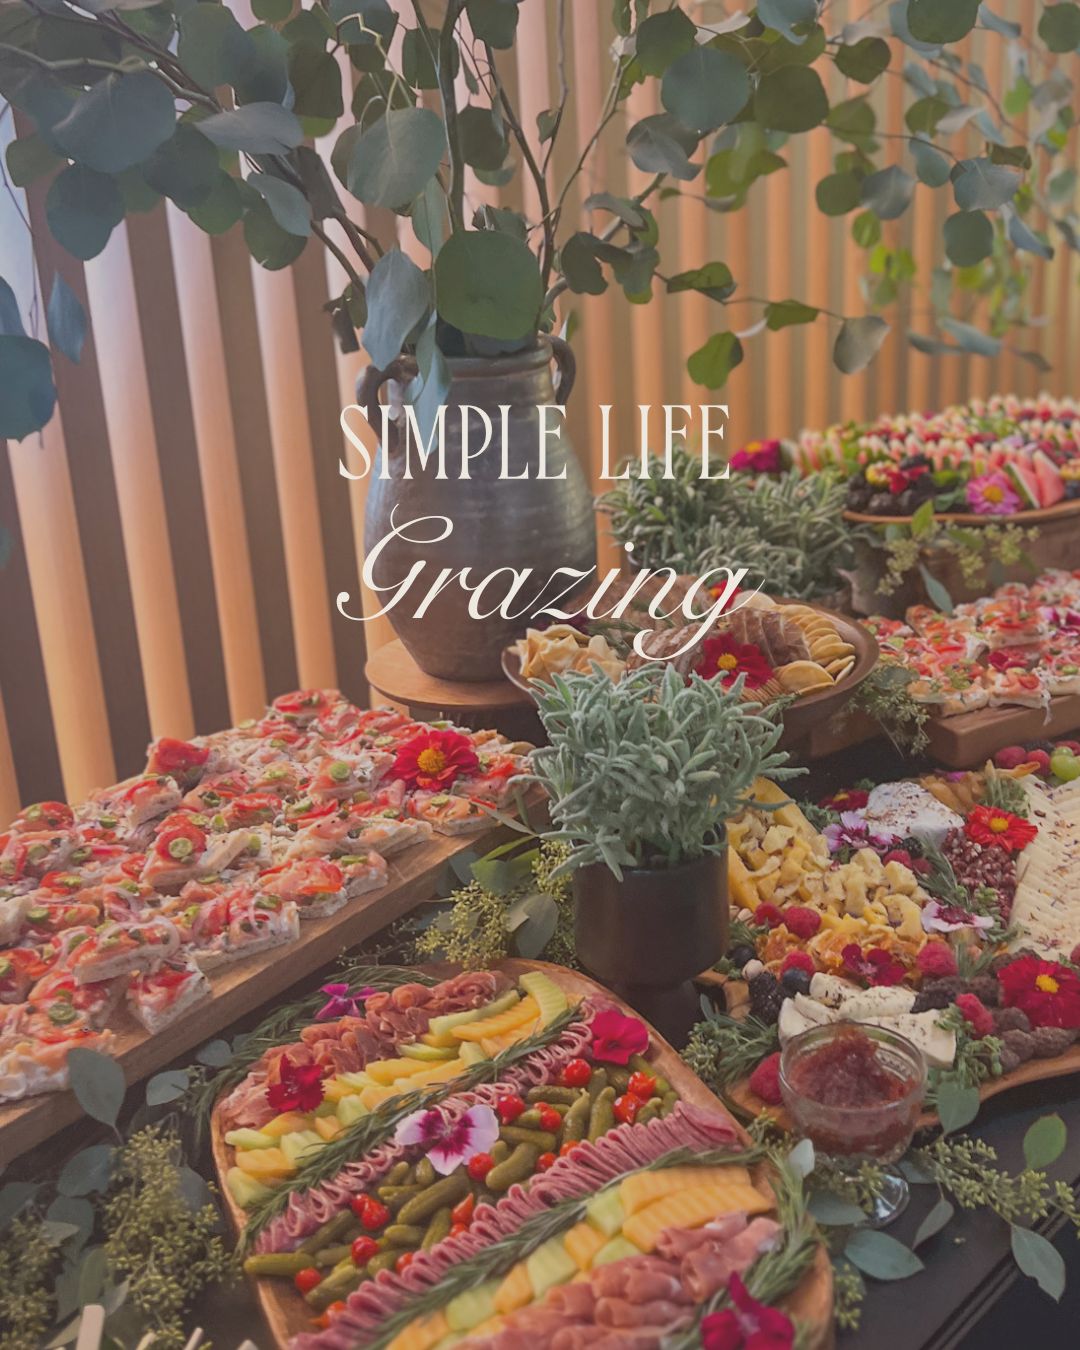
[[590, 1007, 649, 1065], [700, 1273, 794, 1350], [729, 440, 784, 474], [921, 901, 995, 936], [822, 811, 897, 855], [393, 1104, 499, 1176], [315, 982, 375, 1021], [966, 471, 1020, 516]]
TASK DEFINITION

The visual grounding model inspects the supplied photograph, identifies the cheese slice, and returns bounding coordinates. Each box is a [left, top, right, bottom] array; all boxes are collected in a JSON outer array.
[[859, 1011, 956, 1069]]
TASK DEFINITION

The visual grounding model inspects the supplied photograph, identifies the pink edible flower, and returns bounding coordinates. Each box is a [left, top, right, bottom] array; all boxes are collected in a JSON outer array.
[[921, 900, 995, 936], [966, 471, 1020, 516], [590, 1007, 649, 1065], [314, 982, 375, 1021], [393, 1104, 500, 1176]]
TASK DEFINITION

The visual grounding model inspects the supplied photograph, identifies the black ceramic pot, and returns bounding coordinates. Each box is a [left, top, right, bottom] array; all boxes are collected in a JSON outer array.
[[573, 848, 728, 1047]]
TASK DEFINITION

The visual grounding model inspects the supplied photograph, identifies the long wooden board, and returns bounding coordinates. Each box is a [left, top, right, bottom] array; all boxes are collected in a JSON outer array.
[[701, 973, 1080, 1132], [212, 959, 833, 1350], [923, 694, 1080, 769], [0, 821, 518, 1167]]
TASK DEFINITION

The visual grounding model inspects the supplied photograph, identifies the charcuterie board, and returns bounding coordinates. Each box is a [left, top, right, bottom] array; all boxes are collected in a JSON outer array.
[[0, 820, 516, 1166], [701, 971, 1080, 1133], [212, 960, 835, 1350]]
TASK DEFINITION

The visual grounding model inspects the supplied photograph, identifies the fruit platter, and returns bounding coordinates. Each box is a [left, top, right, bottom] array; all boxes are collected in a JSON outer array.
[[790, 393, 1080, 520], [692, 769, 1080, 1129], [864, 568, 1080, 765], [211, 961, 833, 1349], [0, 690, 534, 1158]]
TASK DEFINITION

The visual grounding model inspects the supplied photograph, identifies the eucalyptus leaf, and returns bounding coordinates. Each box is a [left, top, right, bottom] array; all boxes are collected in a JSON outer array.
[[845, 1228, 924, 1280], [687, 331, 743, 389], [177, 2, 255, 90], [145, 1069, 190, 1107], [405, 316, 450, 450], [919, 563, 955, 612], [362, 248, 431, 367], [1011, 1225, 1066, 1300], [787, 1138, 815, 1178], [46, 274, 86, 364], [186, 172, 244, 234], [667, 262, 735, 301], [816, 171, 862, 216], [45, 1196, 95, 1251], [243, 198, 306, 269], [434, 229, 541, 341], [52, 72, 175, 174], [0, 335, 58, 439], [348, 107, 446, 209], [626, 114, 700, 181], [635, 7, 696, 75], [833, 315, 889, 373], [506, 892, 558, 959], [561, 233, 608, 296], [944, 210, 993, 266], [6, 133, 63, 188], [758, 0, 818, 44], [457, 105, 507, 171], [755, 66, 829, 132], [247, 172, 312, 237], [910, 137, 951, 187], [57, 1144, 114, 1198], [140, 124, 220, 208], [1007, 210, 1053, 261], [835, 35, 891, 82], [0, 1180, 40, 1229], [0, 277, 23, 337], [464, 0, 518, 49], [661, 47, 750, 133], [1023, 1114, 1067, 1170], [196, 1038, 233, 1068], [906, 0, 980, 44], [861, 164, 915, 219], [1039, 2, 1080, 52], [951, 157, 1020, 210], [67, 1047, 125, 1127], [197, 103, 304, 154], [808, 1192, 868, 1226], [289, 44, 344, 120], [939, 316, 1001, 357], [45, 165, 124, 262], [766, 299, 819, 329], [584, 193, 645, 228], [913, 1196, 954, 1247]]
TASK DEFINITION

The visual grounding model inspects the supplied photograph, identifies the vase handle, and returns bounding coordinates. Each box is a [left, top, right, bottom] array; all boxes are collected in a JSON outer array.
[[548, 335, 576, 404], [356, 360, 409, 455]]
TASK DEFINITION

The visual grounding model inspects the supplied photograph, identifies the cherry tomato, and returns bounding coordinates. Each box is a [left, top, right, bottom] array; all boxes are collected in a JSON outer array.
[[612, 1093, 641, 1126], [628, 1071, 657, 1100], [560, 1058, 592, 1088], [395, 1252, 415, 1274], [360, 1197, 390, 1231], [559, 1141, 581, 1157], [349, 1194, 370, 1220], [496, 1094, 527, 1124], [315, 1301, 348, 1329], [294, 1267, 322, 1295], [351, 1235, 379, 1266], [450, 1193, 475, 1227], [536, 1104, 562, 1134], [449, 1222, 470, 1238], [467, 1152, 495, 1182], [536, 1151, 557, 1171]]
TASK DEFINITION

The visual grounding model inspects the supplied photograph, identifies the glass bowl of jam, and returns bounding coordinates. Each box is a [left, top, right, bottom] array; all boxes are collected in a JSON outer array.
[[780, 1022, 927, 1226]]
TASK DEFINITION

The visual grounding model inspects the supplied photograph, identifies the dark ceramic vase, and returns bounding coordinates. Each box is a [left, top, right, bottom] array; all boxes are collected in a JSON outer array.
[[573, 848, 729, 1047], [359, 338, 597, 682]]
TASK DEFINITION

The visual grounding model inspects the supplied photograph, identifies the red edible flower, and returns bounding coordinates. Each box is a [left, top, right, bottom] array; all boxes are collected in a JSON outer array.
[[700, 1272, 794, 1350], [748, 1052, 783, 1106], [964, 805, 1037, 854], [841, 944, 907, 987], [391, 728, 479, 791], [818, 788, 869, 812], [998, 956, 1080, 1029], [916, 942, 958, 979], [780, 907, 821, 941], [590, 1007, 649, 1065], [955, 993, 995, 1039], [694, 634, 774, 690], [729, 439, 784, 475], [266, 1054, 326, 1113]]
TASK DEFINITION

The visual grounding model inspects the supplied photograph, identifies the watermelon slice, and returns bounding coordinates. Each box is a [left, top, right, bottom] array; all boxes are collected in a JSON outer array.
[[1003, 459, 1041, 510], [1033, 449, 1066, 507]]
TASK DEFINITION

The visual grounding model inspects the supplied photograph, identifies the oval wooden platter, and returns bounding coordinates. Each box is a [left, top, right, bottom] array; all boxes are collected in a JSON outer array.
[[212, 960, 834, 1350], [700, 971, 1080, 1132]]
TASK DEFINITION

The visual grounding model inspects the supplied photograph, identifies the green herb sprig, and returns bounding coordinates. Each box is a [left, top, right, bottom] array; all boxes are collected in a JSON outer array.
[[684, 1008, 780, 1093], [240, 1003, 582, 1249]]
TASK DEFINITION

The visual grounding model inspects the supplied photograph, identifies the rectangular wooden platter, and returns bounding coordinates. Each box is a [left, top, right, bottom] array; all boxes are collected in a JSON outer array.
[[923, 693, 1080, 769], [212, 959, 834, 1350], [0, 820, 518, 1167]]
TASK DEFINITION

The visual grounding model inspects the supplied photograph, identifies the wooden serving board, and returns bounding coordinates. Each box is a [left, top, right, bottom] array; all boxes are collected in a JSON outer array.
[[0, 819, 521, 1167], [700, 972, 1080, 1132], [922, 694, 1080, 770], [212, 959, 834, 1350]]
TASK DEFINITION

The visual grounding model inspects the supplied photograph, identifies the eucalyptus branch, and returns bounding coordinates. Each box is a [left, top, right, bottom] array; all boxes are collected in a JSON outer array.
[[408, 0, 465, 232], [0, 43, 142, 75], [312, 219, 368, 291], [540, 0, 570, 177], [484, 40, 556, 287]]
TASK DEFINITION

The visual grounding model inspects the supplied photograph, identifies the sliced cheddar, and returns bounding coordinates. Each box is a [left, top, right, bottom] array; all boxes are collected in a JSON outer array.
[[452, 995, 539, 1042], [233, 1147, 296, 1181], [621, 1181, 772, 1252], [260, 1111, 312, 1138], [563, 1221, 608, 1271], [365, 1057, 439, 1085], [480, 1018, 539, 1057], [619, 1165, 752, 1216], [493, 1262, 533, 1316], [385, 1311, 449, 1350]]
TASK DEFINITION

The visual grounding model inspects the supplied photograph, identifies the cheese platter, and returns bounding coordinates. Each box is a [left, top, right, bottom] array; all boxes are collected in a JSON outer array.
[[210, 960, 835, 1350]]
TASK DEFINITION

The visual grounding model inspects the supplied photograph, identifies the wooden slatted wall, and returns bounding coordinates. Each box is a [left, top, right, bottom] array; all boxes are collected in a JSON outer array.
[[1, 0, 1077, 813]]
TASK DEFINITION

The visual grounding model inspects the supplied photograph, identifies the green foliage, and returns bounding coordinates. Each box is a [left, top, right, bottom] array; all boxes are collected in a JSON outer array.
[[598, 445, 855, 602], [846, 663, 930, 756], [0, 1215, 56, 1350], [4, 0, 1079, 436], [531, 666, 799, 876], [683, 1006, 780, 1091]]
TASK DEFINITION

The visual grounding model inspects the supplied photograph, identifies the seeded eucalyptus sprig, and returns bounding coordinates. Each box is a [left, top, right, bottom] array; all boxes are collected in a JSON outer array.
[[530, 665, 803, 877]]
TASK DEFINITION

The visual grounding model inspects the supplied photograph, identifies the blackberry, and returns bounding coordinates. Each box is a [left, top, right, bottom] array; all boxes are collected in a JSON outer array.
[[966, 975, 1000, 1007], [729, 943, 757, 970], [1030, 1026, 1078, 1058], [780, 967, 813, 997], [748, 971, 786, 1025], [991, 1006, 1030, 1034], [1001, 1028, 1037, 1062], [999, 1045, 1022, 1074], [924, 975, 967, 997], [912, 986, 955, 1013]]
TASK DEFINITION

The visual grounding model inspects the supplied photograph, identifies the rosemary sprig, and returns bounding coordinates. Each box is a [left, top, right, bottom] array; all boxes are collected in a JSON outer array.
[[240, 1003, 582, 1249], [186, 965, 437, 1138], [363, 1143, 769, 1350], [683, 1009, 780, 1093]]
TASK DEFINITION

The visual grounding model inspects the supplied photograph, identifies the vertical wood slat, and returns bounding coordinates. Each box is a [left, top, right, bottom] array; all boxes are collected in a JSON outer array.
[[82, 221, 195, 741], [165, 205, 268, 722], [0, 688, 20, 826], [625, 80, 667, 411], [803, 124, 833, 433]]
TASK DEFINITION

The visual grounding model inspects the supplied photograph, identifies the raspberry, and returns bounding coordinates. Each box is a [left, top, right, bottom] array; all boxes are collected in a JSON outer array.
[[754, 903, 784, 929], [910, 858, 933, 876], [780, 950, 816, 977], [916, 942, 957, 979], [749, 1052, 782, 1105], [955, 993, 994, 1039], [782, 907, 821, 940]]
